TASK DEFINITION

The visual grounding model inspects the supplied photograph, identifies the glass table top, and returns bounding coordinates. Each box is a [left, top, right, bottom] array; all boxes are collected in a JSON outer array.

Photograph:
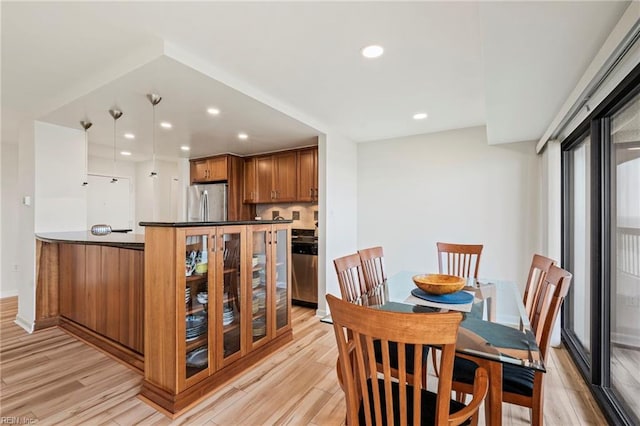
[[325, 271, 545, 372]]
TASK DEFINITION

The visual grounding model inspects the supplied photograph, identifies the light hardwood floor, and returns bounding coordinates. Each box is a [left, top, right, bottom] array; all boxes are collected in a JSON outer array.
[[0, 297, 608, 425]]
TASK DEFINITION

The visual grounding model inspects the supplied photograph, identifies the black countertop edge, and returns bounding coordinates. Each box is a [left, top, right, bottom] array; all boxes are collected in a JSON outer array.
[[139, 220, 293, 227], [36, 232, 145, 249]]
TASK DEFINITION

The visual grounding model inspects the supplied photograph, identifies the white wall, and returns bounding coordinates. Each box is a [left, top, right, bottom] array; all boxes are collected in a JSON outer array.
[[1, 143, 20, 298], [135, 158, 180, 233], [318, 132, 358, 315], [34, 122, 87, 233], [357, 126, 542, 291], [15, 123, 36, 332]]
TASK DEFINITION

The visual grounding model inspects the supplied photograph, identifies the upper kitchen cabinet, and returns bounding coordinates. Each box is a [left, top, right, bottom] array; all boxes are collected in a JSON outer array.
[[296, 147, 318, 202], [244, 151, 297, 203], [190, 155, 228, 183]]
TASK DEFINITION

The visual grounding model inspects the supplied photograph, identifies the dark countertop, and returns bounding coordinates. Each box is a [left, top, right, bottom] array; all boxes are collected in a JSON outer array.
[[36, 231, 145, 249], [139, 220, 293, 227]]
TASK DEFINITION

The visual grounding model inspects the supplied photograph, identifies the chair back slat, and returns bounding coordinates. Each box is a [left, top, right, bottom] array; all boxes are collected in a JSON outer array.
[[358, 246, 387, 289], [523, 254, 556, 320], [327, 294, 462, 426], [530, 264, 572, 359], [437, 242, 483, 279], [334, 254, 368, 303]]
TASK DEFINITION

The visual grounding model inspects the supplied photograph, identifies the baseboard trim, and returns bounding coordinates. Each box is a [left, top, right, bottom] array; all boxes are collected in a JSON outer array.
[[14, 314, 34, 334], [0, 290, 19, 298]]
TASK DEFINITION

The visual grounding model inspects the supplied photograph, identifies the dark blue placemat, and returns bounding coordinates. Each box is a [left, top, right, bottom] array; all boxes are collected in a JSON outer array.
[[411, 288, 474, 304]]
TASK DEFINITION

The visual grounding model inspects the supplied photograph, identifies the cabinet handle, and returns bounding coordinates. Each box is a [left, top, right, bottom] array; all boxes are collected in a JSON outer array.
[[211, 235, 217, 253], [309, 188, 313, 197]]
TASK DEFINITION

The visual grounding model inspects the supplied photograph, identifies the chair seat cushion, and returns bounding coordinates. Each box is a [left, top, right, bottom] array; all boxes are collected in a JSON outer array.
[[373, 340, 430, 375], [452, 357, 534, 397], [359, 378, 470, 425]]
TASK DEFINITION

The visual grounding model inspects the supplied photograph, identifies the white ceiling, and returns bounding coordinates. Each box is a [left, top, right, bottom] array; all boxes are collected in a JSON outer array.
[[1, 1, 631, 162]]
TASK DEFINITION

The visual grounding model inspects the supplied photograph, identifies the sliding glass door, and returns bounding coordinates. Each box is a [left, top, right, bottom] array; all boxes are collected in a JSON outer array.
[[566, 134, 592, 357], [562, 65, 640, 425], [610, 92, 640, 420]]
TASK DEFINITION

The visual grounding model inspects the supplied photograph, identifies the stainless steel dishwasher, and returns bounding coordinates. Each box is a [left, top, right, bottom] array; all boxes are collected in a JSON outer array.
[[291, 229, 318, 308]]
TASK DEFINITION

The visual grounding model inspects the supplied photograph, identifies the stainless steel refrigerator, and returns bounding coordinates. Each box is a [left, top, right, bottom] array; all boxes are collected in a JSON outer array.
[[187, 183, 228, 222]]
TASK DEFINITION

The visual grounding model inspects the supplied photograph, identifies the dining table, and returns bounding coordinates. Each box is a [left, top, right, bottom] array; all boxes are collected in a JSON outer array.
[[323, 270, 545, 426]]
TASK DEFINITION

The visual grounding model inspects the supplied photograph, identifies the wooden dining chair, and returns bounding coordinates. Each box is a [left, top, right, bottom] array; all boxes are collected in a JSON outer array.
[[333, 253, 369, 303], [358, 246, 387, 289], [436, 242, 484, 279], [432, 242, 484, 377], [522, 254, 556, 321], [327, 294, 488, 426], [334, 252, 428, 386], [450, 264, 573, 426]]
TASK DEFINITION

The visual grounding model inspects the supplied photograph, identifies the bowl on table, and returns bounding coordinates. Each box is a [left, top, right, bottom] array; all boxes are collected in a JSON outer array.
[[412, 274, 465, 295]]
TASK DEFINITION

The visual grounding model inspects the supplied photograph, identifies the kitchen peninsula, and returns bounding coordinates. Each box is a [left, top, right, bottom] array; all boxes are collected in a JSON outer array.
[[34, 220, 292, 417]]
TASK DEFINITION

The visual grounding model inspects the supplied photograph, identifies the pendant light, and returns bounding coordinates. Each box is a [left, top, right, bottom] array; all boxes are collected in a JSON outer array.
[[109, 109, 123, 183], [80, 120, 92, 186], [147, 93, 162, 178]]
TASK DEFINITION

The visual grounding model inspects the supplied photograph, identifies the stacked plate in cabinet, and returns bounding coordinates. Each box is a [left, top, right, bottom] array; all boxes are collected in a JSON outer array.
[[186, 312, 207, 342], [252, 318, 266, 337], [223, 306, 234, 326], [186, 346, 208, 368]]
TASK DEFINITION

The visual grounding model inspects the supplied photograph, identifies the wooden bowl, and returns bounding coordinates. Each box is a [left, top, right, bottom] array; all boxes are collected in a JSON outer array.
[[412, 274, 465, 295]]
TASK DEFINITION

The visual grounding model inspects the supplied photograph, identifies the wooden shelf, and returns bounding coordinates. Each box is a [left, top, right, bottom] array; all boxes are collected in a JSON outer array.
[[187, 273, 207, 282], [185, 335, 208, 352], [223, 321, 240, 333], [186, 305, 206, 316]]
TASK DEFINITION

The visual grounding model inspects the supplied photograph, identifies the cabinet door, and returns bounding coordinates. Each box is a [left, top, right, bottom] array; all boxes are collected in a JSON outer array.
[[248, 226, 271, 350], [214, 226, 246, 368], [207, 156, 228, 182], [272, 225, 291, 335], [255, 156, 274, 203], [181, 231, 212, 390], [243, 157, 257, 203], [296, 148, 318, 202], [59, 243, 85, 324], [191, 159, 210, 183], [272, 152, 297, 202]]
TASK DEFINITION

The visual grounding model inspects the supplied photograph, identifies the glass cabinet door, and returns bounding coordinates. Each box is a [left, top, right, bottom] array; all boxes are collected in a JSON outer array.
[[274, 227, 289, 332], [219, 230, 243, 364], [251, 229, 269, 345], [184, 233, 210, 380]]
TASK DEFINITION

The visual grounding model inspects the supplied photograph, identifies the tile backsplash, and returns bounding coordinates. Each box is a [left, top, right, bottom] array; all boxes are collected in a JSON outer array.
[[256, 204, 318, 229]]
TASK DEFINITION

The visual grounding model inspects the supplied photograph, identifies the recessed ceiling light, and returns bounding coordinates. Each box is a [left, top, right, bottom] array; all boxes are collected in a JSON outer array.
[[207, 108, 220, 115], [413, 112, 428, 120], [362, 45, 384, 59], [123, 133, 135, 139], [238, 133, 248, 140], [181, 145, 190, 151], [120, 151, 132, 156], [160, 122, 172, 129]]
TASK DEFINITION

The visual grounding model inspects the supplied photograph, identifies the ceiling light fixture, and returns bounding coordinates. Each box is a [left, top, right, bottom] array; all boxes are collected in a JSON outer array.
[[120, 151, 132, 156], [207, 107, 220, 115], [238, 132, 248, 140], [147, 94, 163, 178], [413, 112, 428, 120], [124, 133, 135, 139], [628, 147, 640, 151], [109, 109, 123, 183], [362, 45, 384, 59], [180, 145, 190, 151], [80, 120, 92, 186], [160, 121, 172, 129]]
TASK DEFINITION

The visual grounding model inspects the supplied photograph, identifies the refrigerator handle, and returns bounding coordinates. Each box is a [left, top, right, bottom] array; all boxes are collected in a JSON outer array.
[[201, 190, 209, 222]]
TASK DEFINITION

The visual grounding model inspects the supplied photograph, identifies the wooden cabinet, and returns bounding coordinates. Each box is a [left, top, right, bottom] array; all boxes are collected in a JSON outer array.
[[190, 155, 228, 183], [243, 151, 297, 203], [141, 223, 291, 414], [57, 243, 144, 354], [297, 147, 318, 202]]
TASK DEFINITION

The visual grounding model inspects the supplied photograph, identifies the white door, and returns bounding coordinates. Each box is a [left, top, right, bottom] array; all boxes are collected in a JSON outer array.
[[87, 174, 133, 230]]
